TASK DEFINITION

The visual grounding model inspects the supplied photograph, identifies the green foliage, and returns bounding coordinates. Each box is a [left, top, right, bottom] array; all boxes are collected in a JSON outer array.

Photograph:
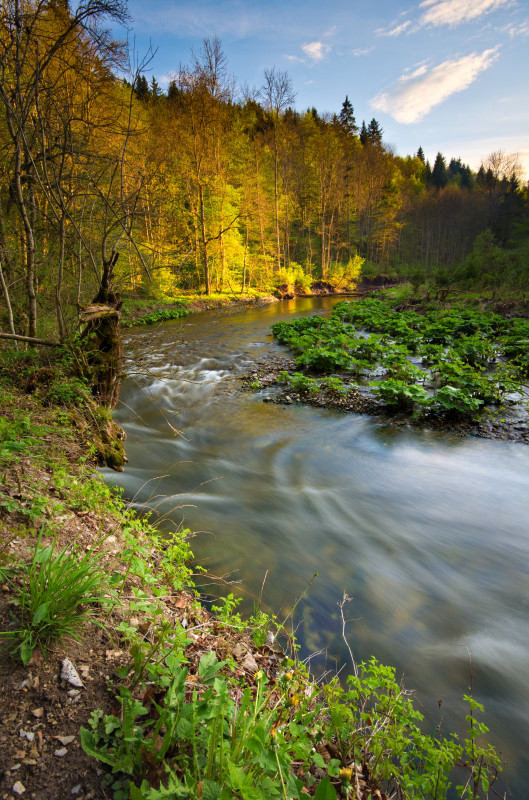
[[433, 386, 483, 415], [0, 409, 41, 464], [279, 371, 320, 394], [272, 297, 529, 422], [122, 306, 189, 329], [319, 376, 349, 396], [370, 379, 431, 410], [1, 530, 109, 665], [82, 655, 320, 800], [82, 648, 502, 800]]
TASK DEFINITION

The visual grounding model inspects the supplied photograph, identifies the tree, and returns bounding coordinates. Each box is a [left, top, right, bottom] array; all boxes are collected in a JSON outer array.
[[339, 96, 357, 136], [0, 0, 131, 340], [135, 74, 149, 101], [366, 118, 383, 147], [259, 67, 296, 271], [416, 146, 425, 163], [359, 121, 368, 146], [432, 152, 448, 189]]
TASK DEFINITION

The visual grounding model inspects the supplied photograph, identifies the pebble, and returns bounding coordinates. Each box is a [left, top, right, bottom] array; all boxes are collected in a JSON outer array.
[[12, 783, 26, 796], [31, 708, 44, 718], [18, 730, 34, 742], [55, 735, 75, 745], [71, 786, 82, 796], [60, 659, 83, 688], [54, 747, 68, 757]]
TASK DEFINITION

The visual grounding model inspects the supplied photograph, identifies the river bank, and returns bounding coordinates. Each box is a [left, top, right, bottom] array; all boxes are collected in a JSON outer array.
[[0, 352, 505, 797], [242, 352, 529, 445], [0, 388, 323, 799]]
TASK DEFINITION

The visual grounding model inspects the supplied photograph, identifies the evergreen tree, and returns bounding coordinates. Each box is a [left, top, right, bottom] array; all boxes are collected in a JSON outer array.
[[339, 95, 357, 136], [416, 146, 425, 163], [150, 76, 160, 101], [460, 165, 474, 189], [367, 118, 383, 146], [167, 79, 181, 103], [425, 160, 432, 184], [432, 152, 448, 188], [359, 120, 368, 145], [135, 74, 149, 102]]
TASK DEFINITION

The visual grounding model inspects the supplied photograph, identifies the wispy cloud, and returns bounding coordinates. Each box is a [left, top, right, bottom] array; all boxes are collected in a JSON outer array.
[[371, 48, 499, 123], [419, 0, 511, 28], [129, 0, 268, 39], [384, 20, 413, 36], [301, 41, 331, 61], [378, 0, 511, 36], [351, 46, 373, 56], [504, 20, 529, 37]]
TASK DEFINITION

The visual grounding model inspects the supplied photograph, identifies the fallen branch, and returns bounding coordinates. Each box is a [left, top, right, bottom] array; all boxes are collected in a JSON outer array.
[[0, 332, 58, 346]]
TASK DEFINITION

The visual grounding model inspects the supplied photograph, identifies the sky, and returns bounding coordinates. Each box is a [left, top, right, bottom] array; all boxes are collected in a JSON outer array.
[[115, 0, 529, 177]]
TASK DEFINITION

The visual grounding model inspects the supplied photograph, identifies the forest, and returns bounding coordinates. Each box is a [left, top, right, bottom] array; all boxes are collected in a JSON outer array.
[[1, 0, 528, 347]]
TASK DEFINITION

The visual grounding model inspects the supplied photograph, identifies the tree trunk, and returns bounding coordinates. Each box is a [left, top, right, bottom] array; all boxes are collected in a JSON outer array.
[[82, 252, 123, 408]]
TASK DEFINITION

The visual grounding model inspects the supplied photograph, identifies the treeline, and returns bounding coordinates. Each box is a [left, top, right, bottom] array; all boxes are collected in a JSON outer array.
[[0, 3, 528, 342]]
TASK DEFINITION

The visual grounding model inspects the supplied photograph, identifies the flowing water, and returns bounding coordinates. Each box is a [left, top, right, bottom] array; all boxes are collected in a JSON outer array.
[[103, 297, 529, 796]]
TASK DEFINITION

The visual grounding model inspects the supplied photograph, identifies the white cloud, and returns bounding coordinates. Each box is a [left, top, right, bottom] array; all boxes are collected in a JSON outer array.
[[504, 20, 529, 37], [418, 0, 511, 28], [378, 0, 511, 36], [301, 41, 331, 61], [382, 20, 412, 36], [371, 48, 499, 123], [351, 47, 373, 56]]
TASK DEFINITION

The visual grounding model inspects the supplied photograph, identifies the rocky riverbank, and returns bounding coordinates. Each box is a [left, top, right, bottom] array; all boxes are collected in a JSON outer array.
[[242, 354, 529, 445]]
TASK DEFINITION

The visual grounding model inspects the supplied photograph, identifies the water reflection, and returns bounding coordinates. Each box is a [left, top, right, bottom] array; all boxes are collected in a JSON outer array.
[[103, 298, 529, 797]]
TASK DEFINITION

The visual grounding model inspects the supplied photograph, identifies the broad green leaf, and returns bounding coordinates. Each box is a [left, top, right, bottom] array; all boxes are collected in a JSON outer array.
[[32, 602, 51, 625], [314, 777, 337, 800]]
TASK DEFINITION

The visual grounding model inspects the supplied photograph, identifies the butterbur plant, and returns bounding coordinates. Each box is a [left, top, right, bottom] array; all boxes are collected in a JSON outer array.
[[1, 528, 110, 665]]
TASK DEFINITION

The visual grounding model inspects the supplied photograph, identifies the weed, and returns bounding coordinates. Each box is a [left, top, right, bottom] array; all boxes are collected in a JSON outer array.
[[1, 529, 110, 665]]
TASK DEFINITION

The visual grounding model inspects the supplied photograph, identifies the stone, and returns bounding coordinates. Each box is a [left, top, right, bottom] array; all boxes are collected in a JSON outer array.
[[12, 782, 26, 795], [60, 659, 83, 688], [54, 747, 68, 757], [241, 652, 259, 673], [55, 735, 75, 745]]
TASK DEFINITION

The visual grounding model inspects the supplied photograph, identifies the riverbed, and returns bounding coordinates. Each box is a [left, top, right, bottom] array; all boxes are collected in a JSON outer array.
[[103, 297, 529, 797]]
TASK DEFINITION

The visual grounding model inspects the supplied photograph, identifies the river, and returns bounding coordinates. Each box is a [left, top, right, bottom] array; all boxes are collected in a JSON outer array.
[[102, 297, 529, 797]]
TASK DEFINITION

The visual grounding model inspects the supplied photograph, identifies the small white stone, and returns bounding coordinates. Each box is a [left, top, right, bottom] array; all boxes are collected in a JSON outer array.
[[55, 735, 75, 745], [13, 781, 26, 795], [19, 730, 35, 742], [54, 747, 68, 757], [60, 658, 83, 688], [71, 785, 82, 795]]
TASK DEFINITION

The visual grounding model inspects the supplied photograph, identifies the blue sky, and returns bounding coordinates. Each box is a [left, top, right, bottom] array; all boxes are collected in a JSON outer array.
[[118, 0, 529, 176]]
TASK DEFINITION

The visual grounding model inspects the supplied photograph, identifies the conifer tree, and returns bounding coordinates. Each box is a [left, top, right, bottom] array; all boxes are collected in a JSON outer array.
[[432, 152, 448, 188], [339, 95, 357, 136], [359, 121, 368, 145], [367, 118, 383, 146]]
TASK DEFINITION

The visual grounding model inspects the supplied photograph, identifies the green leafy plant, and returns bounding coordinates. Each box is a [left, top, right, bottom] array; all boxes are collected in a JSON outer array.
[[1, 530, 110, 665], [370, 379, 431, 410], [433, 386, 484, 415], [280, 372, 320, 394]]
